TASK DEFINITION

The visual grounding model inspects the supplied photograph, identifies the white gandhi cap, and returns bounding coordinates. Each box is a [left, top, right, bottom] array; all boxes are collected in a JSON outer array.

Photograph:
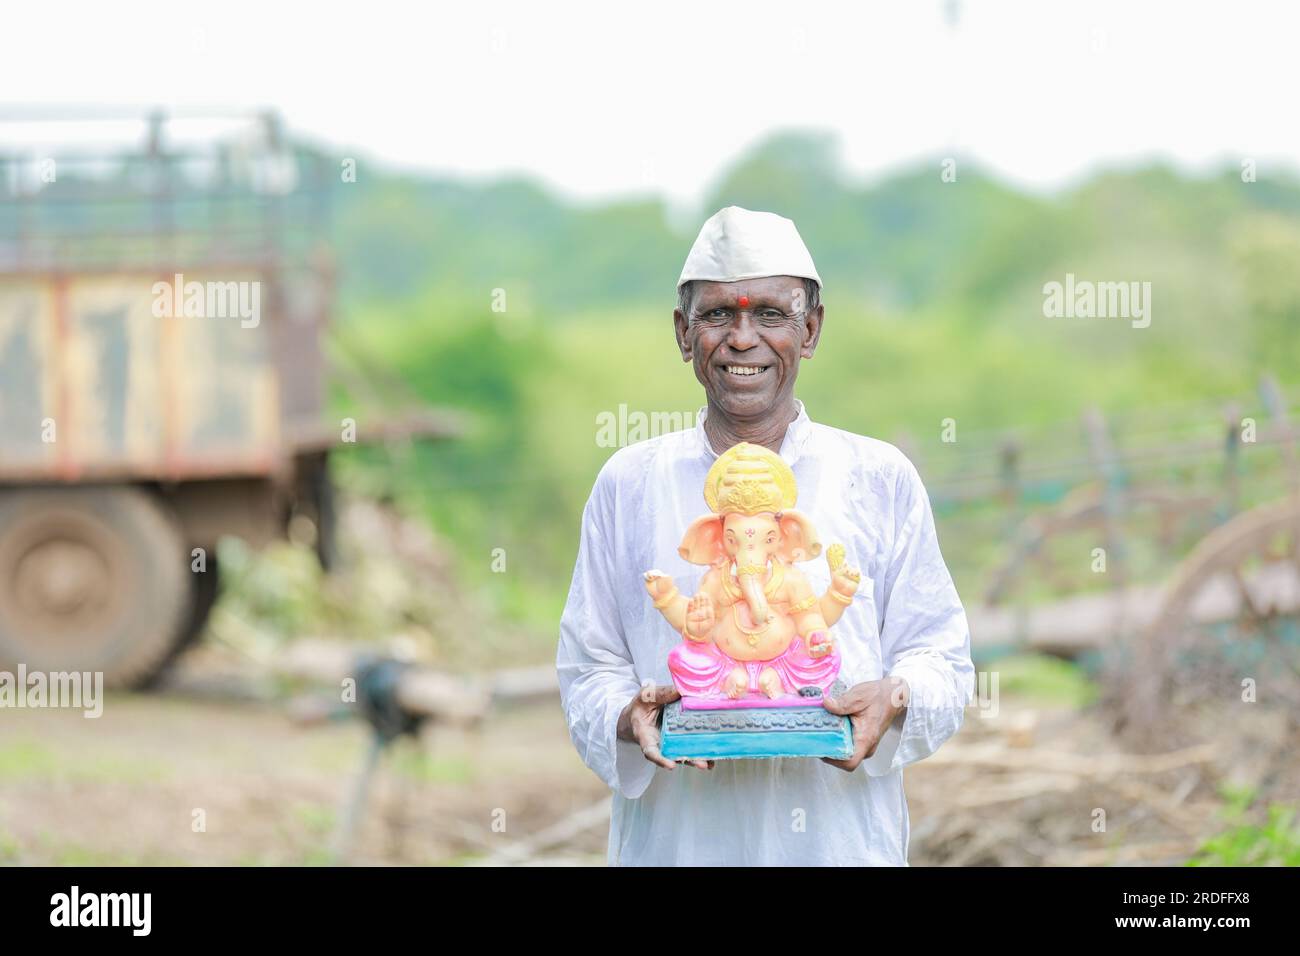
[[677, 206, 821, 291]]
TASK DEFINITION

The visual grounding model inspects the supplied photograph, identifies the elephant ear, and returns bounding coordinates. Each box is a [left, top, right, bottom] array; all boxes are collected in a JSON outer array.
[[678, 514, 726, 565], [777, 509, 822, 564]]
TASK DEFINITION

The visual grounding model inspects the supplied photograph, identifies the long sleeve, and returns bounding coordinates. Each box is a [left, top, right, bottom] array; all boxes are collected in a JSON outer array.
[[863, 454, 975, 776], [556, 475, 658, 800]]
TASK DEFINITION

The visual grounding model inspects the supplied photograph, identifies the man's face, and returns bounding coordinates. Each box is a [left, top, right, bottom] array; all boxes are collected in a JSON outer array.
[[674, 275, 823, 421]]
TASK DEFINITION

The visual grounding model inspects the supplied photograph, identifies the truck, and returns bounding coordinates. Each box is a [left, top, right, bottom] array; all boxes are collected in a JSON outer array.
[[0, 110, 451, 687]]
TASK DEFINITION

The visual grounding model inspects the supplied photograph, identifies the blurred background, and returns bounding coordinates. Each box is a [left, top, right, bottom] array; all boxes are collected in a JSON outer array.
[[1, 0, 1298, 865]]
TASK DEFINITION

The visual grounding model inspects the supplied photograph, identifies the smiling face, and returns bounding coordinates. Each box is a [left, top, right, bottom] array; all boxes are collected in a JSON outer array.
[[674, 275, 824, 423]]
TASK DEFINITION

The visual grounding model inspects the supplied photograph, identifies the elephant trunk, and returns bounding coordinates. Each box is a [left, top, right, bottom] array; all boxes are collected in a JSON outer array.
[[738, 570, 772, 628]]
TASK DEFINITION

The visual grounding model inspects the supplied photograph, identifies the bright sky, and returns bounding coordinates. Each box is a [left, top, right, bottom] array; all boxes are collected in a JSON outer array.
[[4, 0, 1298, 204]]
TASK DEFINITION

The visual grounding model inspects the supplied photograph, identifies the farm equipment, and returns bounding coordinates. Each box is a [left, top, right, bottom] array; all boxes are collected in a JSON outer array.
[[0, 111, 456, 687], [905, 376, 1300, 742]]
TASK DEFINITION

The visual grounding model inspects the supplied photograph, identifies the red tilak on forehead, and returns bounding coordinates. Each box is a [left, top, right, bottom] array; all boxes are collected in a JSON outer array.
[[738, 295, 750, 308]]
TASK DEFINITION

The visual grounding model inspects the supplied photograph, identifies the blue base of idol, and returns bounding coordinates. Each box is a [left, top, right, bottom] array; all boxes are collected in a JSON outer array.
[[659, 700, 853, 760]]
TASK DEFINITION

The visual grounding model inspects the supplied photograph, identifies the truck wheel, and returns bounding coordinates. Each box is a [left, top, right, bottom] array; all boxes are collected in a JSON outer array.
[[145, 551, 220, 684], [0, 486, 190, 688]]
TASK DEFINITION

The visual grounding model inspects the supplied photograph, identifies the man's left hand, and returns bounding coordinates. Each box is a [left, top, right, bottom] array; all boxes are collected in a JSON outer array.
[[821, 677, 910, 772]]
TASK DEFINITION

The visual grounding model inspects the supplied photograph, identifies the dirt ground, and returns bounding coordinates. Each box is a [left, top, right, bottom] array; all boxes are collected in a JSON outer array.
[[0, 643, 1272, 866], [0, 657, 609, 866]]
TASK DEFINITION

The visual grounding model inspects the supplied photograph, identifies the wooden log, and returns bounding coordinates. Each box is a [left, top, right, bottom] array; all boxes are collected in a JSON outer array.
[[273, 638, 490, 725], [489, 666, 560, 706]]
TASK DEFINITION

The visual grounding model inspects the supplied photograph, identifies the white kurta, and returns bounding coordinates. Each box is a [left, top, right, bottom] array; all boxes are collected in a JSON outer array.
[[556, 400, 974, 866]]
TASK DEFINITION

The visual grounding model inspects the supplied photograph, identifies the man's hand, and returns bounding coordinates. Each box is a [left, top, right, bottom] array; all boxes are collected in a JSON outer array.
[[821, 677, 910, 772], [616, 684, 714, 772]]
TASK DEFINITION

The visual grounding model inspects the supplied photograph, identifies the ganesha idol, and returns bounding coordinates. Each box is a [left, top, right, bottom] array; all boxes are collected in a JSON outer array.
[[644, 442, 861, 705]]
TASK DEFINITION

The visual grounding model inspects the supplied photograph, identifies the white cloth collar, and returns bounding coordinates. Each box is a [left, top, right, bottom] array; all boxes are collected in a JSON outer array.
[[693, 398, 813, 467]]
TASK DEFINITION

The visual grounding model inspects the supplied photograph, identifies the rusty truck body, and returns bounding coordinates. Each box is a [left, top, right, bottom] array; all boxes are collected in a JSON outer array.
[[0, 112, 365, 686]]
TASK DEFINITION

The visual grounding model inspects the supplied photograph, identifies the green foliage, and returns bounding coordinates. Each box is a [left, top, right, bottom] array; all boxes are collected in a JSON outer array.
[[211, 530, 535, 669], [328, 132, 1300, 334], [1187, 786, 1300, 866], [214, 538, 330, 639], [328, 292, 1273, 633], [988, 655, 1098, 707], [316, 132, 1300, 635], [329, 303, 580, 629], [331, 175, 681, 313]]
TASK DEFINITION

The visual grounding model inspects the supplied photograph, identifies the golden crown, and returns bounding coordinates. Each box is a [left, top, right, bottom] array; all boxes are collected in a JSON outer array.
[[703, 442, 797, 516]]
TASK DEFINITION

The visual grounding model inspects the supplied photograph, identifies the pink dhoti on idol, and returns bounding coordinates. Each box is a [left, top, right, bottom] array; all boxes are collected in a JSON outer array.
[[669, 636, 842, 702]]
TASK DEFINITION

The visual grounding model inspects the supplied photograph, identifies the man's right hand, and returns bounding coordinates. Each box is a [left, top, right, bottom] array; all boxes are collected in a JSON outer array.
[[616, 684, 714, 772]]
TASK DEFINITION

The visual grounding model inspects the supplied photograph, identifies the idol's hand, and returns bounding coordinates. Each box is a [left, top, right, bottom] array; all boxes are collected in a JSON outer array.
[[826, 544, 861, 600], [805, 630, 833, 658], [820, 677, 910, 772], [643, 569, 676, 602], [616, 683, 713, 772], [831, 569, 861, 601], [684, 593, 715, 640]]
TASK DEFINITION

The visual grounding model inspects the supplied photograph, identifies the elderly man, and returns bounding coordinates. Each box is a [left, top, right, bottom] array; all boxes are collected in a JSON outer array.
[[557, 206, 974, 865]]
